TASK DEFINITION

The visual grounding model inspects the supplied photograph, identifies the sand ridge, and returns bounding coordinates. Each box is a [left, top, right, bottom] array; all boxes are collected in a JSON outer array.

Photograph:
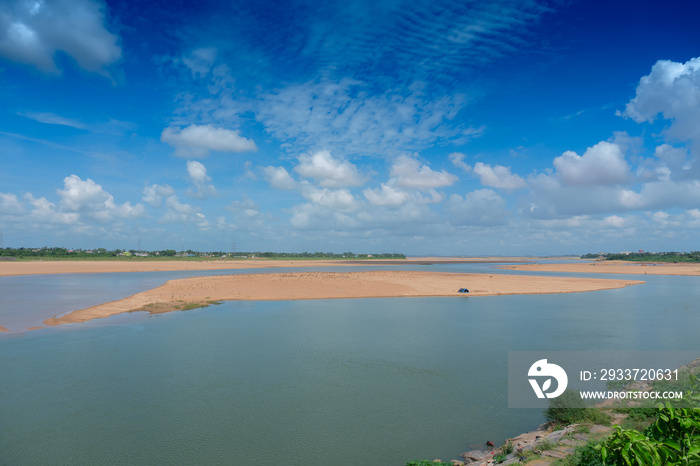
[[42, 270, 644, 327], [0, 258, 525, 277]]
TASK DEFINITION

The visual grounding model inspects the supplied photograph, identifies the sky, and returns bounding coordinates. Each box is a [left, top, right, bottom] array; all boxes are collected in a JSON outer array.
[[1, 0, 700, 255]]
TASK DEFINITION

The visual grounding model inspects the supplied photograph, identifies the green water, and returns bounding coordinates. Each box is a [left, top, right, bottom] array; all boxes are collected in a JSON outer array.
[[2, 272, 700, 465]]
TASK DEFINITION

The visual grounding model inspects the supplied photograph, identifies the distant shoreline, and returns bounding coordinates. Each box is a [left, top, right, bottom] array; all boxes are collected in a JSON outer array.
[[42, 270, 643, 328], [0, 257, 531, 277]]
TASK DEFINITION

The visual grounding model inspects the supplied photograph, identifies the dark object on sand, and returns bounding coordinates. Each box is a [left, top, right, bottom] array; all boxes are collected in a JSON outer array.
[[458, 288, 470, 293]]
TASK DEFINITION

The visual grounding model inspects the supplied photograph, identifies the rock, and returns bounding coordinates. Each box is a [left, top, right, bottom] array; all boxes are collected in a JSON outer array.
[[486, 440, 495, 448], [451, 461, 465, 466], [461, 450, 489, 461], [545, 429, 567, 443]]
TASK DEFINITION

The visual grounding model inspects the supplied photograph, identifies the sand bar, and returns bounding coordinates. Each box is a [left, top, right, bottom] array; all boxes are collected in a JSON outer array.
[[0, 326, 8, 332], [43, 270, 643, 326], [0, 257, 529, 277], [504, 260, 700, 276]]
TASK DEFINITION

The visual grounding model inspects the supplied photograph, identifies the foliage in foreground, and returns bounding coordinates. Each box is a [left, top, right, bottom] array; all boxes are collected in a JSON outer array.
[[566, 374, 700, 465]]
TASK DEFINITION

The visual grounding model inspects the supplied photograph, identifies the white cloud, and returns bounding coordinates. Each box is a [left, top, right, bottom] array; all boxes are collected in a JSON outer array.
[[449, 152, 471, 172], [553, 141, 630, 186], [363, 184, 409, 207], [621, 57, 700, 144], [24, 193, 79, 224], [0, 0, 121, 75], [164, 195, 196, 215], [182, 47, 217, 78], [195, 212, 210, 231], [58, 174, 113, 212], [57, 175, 145, 222], [159, 195, 209, 228], [300, 185, 358, 212], [289, 203, 359, 230], [261, 166, 297, 190], [294, 150, 364, 188], [225, 196, 258, 213], [390, 154, 458, 189], [256, 79, 477, 156], [186, 160, 216, 199], [142, 184, 175, 207], [445, 189, 509, 226], [161, 124, 257, 158], [18, 112, 88, 129], [473, 162, 526, 189], [0, 193, 24, 214]]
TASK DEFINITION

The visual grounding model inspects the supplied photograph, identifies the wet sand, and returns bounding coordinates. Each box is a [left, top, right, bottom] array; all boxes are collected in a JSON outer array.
[[0, 257, 526, 277], [504, 260, 700, 276], [43, 270, 643, 326]]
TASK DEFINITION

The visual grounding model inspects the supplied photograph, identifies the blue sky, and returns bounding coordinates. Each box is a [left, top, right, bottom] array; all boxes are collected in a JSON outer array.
[[1, 0, 700, 255]]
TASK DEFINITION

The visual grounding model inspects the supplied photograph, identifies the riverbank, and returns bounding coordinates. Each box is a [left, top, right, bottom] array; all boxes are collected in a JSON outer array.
[[504, 260, 700, 276], [0, 257, 525, 277], [43, 270, 643, 327]]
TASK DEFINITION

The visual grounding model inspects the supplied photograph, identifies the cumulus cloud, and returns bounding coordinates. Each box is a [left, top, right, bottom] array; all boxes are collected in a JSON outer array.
[[57, 175, 144, 222], [142, 184, 175, 207], [363, 184, 409, 207], [621, 57, 700, 143], [261, 166, 297, 190], [553, 141, 630, 186], [24, 193, 79, 224], [473, 162, 526, 189], [294, 150, 365, 188], [300, 185, 358, 212], [0, 0, 121, 75], [159, 194, 208, 230], [0, 192, 24, 214], [390, 154, 458, 189], [186, 160, 216, 198], [161, 124, 257, 158], [445, 189, 509, 226]]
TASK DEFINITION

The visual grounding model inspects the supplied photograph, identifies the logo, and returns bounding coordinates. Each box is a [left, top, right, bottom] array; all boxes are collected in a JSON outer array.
[[528, 359, 568, 399]]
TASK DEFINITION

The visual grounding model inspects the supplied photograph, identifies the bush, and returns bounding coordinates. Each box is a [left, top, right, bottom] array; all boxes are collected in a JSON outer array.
[[560, 441, 604, 466], [545, 389, 611, 426]]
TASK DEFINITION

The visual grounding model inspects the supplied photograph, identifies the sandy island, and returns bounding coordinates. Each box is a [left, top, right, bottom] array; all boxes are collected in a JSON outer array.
[[504, 260, 700, 276], [43, 270, 643, 327]]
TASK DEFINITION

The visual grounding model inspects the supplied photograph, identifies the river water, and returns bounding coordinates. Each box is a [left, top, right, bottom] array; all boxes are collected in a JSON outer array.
[[1, 263, 699, 465]]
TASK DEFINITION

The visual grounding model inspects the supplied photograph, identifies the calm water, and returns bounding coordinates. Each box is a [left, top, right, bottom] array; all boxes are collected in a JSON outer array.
[[1, 265, 699, 465]]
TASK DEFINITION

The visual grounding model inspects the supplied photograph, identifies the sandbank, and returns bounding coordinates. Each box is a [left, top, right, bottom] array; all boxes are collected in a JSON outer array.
[[504, 260, 700, 276], [0, 326, 8, 332], [44, 270, 643, 327], [0, 257, 525, 277]]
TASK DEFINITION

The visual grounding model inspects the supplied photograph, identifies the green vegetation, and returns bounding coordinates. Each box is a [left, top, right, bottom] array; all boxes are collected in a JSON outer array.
[[559, 440, 605, 466], [0, 247, 405, 261], [559, 373, 700, 465], [582, 251, 700, 262], [546, 389, 611, 426]]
